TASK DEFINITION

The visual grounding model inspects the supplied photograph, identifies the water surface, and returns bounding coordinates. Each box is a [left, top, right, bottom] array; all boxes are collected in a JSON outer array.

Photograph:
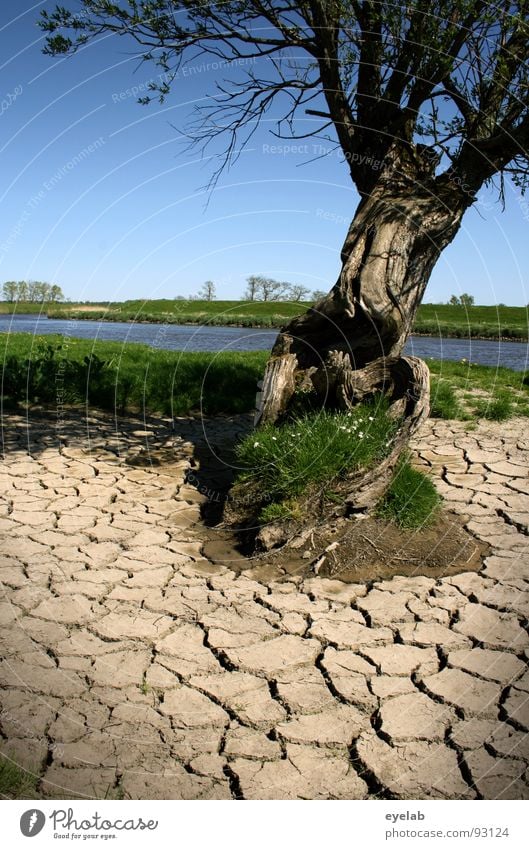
[[1, 313, 528, 371]]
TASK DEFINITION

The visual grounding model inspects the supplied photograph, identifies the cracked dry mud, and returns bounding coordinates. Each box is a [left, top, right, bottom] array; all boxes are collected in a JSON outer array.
[[0, 408, 528, 800]]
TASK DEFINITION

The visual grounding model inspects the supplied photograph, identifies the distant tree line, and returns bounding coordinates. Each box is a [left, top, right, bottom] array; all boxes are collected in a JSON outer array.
[[181, 277, 324, 303], [2, 280, 64, 302], [244, 276, 320, 302], [449, 293, 475, 307], [184, 281, 482, 305]]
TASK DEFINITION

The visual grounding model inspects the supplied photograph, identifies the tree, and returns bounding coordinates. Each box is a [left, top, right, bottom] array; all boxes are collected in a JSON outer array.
[[27, 281, 51, 302], [198, 280, 216, 301], [1, 280, 51, 302], [244, 276, 259, 302], [49, 284, 64, 302], [259, 277, 289, 302], [449, 293, 475, 306], [287, 284, 312, 302], [312, 290, 328, 302], [2, 282, 17, 302], [40, 2, 529, 508], [245, 275, 289, 302]]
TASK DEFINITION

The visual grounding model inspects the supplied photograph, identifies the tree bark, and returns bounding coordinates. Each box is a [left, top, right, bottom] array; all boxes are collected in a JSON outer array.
[[255, 149, 470, 510]]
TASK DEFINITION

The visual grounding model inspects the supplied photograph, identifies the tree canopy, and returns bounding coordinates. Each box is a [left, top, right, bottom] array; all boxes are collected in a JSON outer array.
[[244, 276, 311, 301], [41, 1, 529, 199], [2, 281, 64, 302]]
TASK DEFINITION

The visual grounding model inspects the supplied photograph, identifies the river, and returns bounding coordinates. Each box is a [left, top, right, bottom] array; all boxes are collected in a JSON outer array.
[[1, 313, 528, 371]]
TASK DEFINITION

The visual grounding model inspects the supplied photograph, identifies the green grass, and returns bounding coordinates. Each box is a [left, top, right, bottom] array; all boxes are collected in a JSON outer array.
[[377, 460, 442, 528], [2, 331, 529, 422], [139, 676, 151, 695], [430, 378, 467, 419], [260, 499, 302, 523], [235, 398, 399, 518], [0, 301, 57, 314], [414, 303, 529, 340], [46, 298, 310, 328], [0, 301, 110, 315], [0, 758, 40, 800], [427, 358, 529, 420], [474, 394, 513, 421], [0, 333, 268, 416]]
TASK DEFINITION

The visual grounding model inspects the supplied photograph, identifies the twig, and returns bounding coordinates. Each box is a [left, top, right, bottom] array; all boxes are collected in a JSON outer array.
[[360, 533, 384, 556]]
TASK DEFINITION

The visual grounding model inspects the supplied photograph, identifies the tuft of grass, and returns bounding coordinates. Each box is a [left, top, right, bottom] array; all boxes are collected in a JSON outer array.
[[0, 758, 40, 800], [474, 393, 513, 421], [427, 359, 529, 421], [377, 460, 441, 529], [104, 781, 125, 800], [260, 499, 302, 523], [430, 378, 466, 420], [236, 397, 399, 509]]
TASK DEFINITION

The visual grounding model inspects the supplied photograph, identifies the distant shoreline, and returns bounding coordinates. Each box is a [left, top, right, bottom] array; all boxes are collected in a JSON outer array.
[[410, 331, 528, 344], [1, 300, 528, 343], [47, 310, 529, 344], [2, 310, 527, 343]]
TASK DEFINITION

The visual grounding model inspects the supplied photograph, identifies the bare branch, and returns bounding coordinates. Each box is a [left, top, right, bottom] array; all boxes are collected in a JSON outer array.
[[39, 1, 529, 201]]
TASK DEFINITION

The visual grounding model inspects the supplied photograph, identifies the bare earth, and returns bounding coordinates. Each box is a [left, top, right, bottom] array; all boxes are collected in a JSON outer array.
[[0, 408, 528, 800]]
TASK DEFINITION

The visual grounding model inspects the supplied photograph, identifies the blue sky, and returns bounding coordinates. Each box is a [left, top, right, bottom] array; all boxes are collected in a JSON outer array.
[[1, 1, 528, 305]]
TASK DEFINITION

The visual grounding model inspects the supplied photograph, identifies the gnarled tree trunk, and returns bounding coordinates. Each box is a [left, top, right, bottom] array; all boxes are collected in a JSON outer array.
[[256, 149, 470, 510]]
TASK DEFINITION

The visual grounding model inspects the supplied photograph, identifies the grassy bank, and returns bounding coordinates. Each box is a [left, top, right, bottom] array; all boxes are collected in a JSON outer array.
[[413, 303, 529, 341], [0, 333, 267, 417], [4, 299, 528, 339], [57, 300, 529, 340], [0, 301, 110, 315], [428, 358, 529, 420], [48, 299, 308, 328], [1, 331, 529, 421]]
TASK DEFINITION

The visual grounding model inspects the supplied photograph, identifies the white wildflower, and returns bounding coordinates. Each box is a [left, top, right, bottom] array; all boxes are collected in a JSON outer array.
[[253, 442, 260, 448]]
